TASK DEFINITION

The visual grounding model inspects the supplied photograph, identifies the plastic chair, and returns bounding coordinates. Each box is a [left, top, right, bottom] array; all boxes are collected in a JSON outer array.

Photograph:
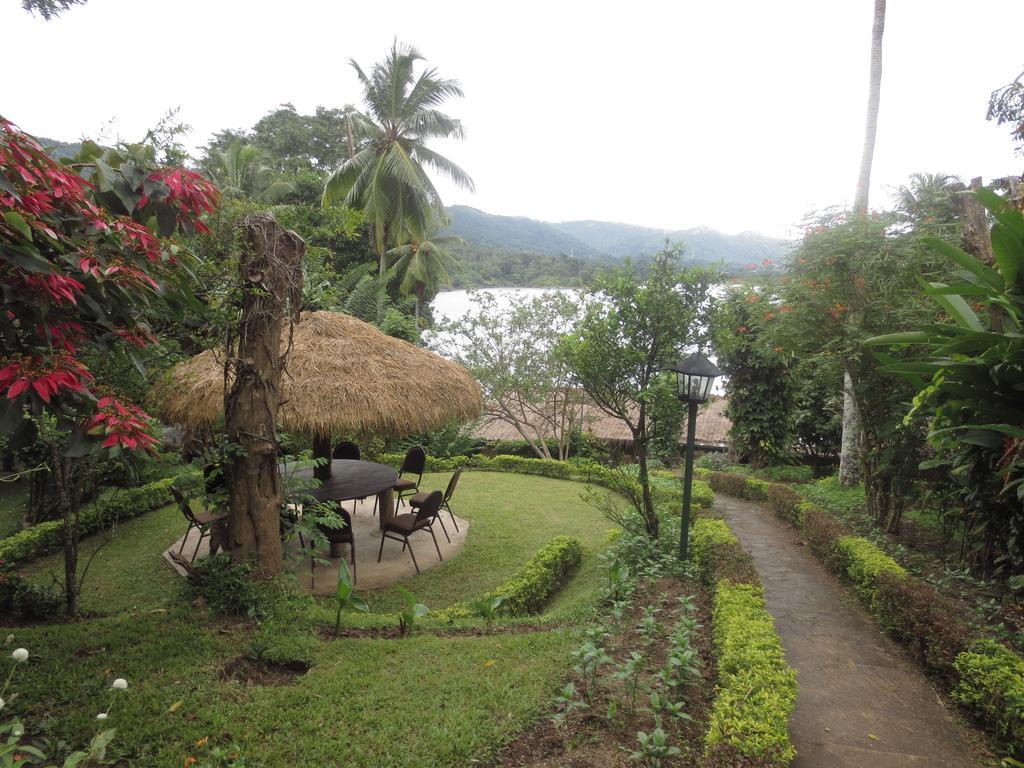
[[377, 490, 443, 574]]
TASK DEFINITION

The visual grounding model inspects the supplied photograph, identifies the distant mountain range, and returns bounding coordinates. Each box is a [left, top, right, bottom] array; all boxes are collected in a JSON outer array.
[[443, 205, 792, 268]]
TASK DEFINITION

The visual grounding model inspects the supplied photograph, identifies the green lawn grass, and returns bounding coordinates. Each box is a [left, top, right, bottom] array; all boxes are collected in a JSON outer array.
[[8, 471, 610, 766], [0, 480, 27, 540]]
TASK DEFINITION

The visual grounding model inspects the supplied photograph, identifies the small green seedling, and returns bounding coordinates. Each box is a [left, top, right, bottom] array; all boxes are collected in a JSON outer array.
[[397, 586, 428, 635], [629, 724, 680, 767], [334, 560, 369, 634], [471, 595, 505, 634]]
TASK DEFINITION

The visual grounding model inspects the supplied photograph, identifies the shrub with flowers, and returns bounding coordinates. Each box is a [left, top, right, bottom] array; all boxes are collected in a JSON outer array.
[[0, 117, 219, 616]]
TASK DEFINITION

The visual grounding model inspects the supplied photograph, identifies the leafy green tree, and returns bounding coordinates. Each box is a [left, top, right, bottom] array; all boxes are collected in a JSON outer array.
[[867, 189, 1024, 578], [773, 212, 943, 531], [387, 215, 461, 322], [433, 291, 584, 461], [712, 288, 794, 468], [560, 246, 718, 537], [203, 142, 293, 201], [323, 41, 474, 274], [987, 68, 1024, 154]]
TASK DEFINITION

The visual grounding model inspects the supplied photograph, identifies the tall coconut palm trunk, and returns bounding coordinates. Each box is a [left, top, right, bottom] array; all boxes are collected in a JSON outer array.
[[841, 0, 886, 486]]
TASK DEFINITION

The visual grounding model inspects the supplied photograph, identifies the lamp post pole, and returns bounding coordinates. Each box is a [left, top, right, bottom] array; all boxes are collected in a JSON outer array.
[[679, 398, 699, 561]]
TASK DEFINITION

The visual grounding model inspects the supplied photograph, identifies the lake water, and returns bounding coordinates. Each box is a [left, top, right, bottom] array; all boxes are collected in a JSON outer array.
[[431, 287, 580, 325]]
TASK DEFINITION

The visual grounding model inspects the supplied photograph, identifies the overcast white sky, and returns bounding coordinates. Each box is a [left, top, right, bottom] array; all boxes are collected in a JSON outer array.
[[2, 0, 1021, 238]]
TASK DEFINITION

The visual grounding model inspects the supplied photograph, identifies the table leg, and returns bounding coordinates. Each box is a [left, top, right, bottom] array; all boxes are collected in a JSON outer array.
[[378, 487, 395, 531]]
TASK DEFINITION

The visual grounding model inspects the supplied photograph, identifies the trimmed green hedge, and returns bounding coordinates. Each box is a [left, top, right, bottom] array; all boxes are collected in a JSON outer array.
[[490, 535, 583, 615], [375, 453, 716, 513], [765, 484, 803, 525], [830, 535, 907, 608], [0, 472, 197, 565], [953, 641, 1024, 757], [755, 465, 814, 484], [705, 581, 798, 765], [690, 518, 758, 585], [707, 471, 769, 501]]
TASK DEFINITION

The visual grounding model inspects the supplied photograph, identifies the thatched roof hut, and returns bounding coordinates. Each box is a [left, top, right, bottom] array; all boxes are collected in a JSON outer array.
[[472, 396, 731, 451], [154, 311, 483, 439]]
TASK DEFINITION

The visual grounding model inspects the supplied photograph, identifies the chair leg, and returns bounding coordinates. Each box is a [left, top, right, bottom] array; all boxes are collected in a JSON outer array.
[[377, 532, 386, 563], [435, 514, 451, 544], [179, 523, 195, 554], [445, 501, 459, 532], [429, 526, 443, 562], [191, 528, 208, 564], [407, 536, 420, 574], [351, 538, 357, 584]]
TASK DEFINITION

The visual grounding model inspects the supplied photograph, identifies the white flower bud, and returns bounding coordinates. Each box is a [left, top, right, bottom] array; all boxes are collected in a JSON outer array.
[[4, 635, 13, 646], [11, 648, 28, 663], [0, 697, 5, 710], [95, 713, 108, 720], [112, 678, 128, 690]]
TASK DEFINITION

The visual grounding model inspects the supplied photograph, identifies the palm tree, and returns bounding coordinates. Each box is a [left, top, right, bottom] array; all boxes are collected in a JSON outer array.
[[387, 215, 462, 322], [205, 142, 293, 201], [322, 41, 474, 275], [841, 0, 886, 487]]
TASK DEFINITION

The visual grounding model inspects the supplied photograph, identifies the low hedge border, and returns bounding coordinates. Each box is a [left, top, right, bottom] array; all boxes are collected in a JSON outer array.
[[705, 581, 798, 766], [491, 535, 583, 615], [690, 518, 797, 766], [740, 478, 1024, 760], [375, 453, 715, 513], [707, 471, 770, 502], [433, 535, 584, 622], [0, 470, 199, 565]]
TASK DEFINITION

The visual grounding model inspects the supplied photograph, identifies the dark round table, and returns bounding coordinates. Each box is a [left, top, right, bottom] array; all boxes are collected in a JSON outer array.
[[288, 459, 399, 530]]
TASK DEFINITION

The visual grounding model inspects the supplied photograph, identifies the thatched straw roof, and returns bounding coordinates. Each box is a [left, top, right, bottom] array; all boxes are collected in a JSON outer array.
[[472, 396, 731, 450], [154, 311, 483, 437]]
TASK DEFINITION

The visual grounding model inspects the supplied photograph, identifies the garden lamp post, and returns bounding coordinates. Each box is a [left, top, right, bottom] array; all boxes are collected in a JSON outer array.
[[671, 352, 722, 560]]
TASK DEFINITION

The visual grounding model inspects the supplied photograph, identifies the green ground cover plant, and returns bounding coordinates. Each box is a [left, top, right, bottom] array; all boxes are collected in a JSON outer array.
[[704, 581, 797, 765]]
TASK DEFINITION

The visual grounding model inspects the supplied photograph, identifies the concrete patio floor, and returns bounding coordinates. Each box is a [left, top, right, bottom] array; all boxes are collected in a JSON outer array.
[[163, 495, 469, 594]]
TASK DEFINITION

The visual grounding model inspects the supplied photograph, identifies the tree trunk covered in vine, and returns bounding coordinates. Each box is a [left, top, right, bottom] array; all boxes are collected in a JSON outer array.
[[224, 214, 304, 578]]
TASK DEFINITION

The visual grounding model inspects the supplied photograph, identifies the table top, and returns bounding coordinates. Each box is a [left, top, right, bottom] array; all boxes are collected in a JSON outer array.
[[288, 459, 399, 503]]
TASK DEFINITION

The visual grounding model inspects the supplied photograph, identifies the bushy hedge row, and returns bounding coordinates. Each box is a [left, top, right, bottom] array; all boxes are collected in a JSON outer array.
[[376, 453, 715, 513], [704, 581, 798, 765], [0, 472, 197, 565], [689, 518, 796, 765], [757, 478, 1024, 759], [755, 465, 815, 484], [690, 518, 758, 585], [707, 471, 769, 501], [954, 641, 1024, 752], [489, 535, 583, 615]]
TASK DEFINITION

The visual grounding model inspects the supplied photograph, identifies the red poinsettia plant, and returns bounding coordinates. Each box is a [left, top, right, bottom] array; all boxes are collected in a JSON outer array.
[[0, 117, 218, 458]]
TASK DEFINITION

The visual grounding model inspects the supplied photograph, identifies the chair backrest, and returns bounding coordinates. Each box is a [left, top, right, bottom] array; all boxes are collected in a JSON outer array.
[[443, 467, 463, 503], [203, 463, 226, 496], [414, 490, 444, 523], [333, 441, 361, 460], [400, 446, 426, 477], [171, 486, 199, 526]]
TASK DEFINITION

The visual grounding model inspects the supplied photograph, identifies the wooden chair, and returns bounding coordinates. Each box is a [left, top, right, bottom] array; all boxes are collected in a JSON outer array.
[[171, 486, 227, 563], [377, 490, 443, 574], [408, 468, 462, 543]]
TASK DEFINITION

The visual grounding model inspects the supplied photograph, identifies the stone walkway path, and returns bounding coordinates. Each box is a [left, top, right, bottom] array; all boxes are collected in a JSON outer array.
[[714, 495, 985, 767]]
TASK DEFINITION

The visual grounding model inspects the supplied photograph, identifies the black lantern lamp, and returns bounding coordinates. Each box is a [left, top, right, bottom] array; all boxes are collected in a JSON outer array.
[[670, 352, 722, 559]]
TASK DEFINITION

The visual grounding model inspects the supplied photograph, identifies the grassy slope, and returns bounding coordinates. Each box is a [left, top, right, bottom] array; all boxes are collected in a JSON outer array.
[[8, 471, 609, 766], [0, 481, 26, 540]]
